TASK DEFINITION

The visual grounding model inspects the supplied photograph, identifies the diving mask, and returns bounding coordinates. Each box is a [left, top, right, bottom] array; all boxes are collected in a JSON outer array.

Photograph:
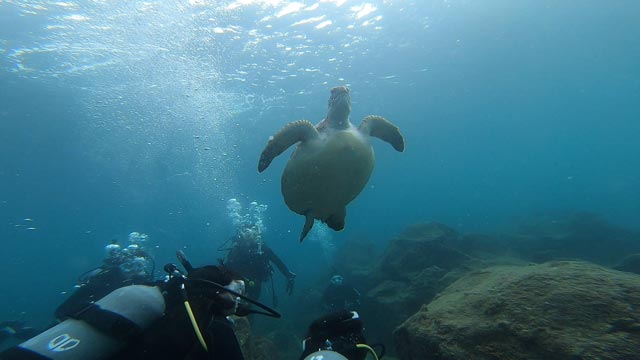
[[224, 279, 245, 296], [221, 279, 245, 314]]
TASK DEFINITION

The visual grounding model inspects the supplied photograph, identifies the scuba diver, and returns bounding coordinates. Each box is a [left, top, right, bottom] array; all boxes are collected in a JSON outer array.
[[1, 249, 383, 360], [321, 274, 362, 312], [0, 250, 281, 360], [0, 233, 155, 346], [55, 233, 155, 321], [222, 198, 296, 304], [299, 310, 384, 360], [221, 226, 296, 304]]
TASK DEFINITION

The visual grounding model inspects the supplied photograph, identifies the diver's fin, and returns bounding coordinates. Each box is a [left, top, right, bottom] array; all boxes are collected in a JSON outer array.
[[326, 207, 346, 231], [258, 120, 319, 172], [359, 115, 405, 152], [300, 214, 315, 242]]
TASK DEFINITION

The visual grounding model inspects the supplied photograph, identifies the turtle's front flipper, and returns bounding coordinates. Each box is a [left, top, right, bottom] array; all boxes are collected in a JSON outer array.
[[300, 214, 315, 242], [258, 120, 320, 172], [359, 115, 405, 152]]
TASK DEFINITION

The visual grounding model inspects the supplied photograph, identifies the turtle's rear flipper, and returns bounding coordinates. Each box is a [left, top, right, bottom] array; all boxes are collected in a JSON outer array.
[[359, 115, 405, 152], [258, 120, 320, 172], [326, 207, 346, 231], [300, 214, 315, 242]]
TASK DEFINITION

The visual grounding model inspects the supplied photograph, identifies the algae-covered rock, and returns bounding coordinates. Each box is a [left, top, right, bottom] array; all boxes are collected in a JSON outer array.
[[232, 316, 280, 360], [394, 261, 640, 360], [360, 222, 478, 348], [614, 253, 640, 275], [378, 222, 471, 277], [509, 212, 640, 265], [396, 221, 459, 243]]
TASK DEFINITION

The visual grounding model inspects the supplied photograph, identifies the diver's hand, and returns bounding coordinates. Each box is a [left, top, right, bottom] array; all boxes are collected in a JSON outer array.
[[286, 272, 296, 295]]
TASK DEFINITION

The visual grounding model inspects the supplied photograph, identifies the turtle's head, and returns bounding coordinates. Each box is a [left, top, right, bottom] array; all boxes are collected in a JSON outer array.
[[326, 86, 351, 129]]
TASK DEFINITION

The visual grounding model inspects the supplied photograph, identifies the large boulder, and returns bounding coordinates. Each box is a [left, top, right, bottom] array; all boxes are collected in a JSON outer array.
[[394, 261, 640, 360], [359, 222, 478, 347], [507, 212, 640, 265], [376, 222, 471, 278], [614, 253, 640, 275], [233, 316, 283, 360]]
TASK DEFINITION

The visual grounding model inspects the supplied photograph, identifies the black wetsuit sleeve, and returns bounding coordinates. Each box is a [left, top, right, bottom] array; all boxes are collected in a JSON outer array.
[[264, 245, 292, 277], [206, 318, 245, 360]]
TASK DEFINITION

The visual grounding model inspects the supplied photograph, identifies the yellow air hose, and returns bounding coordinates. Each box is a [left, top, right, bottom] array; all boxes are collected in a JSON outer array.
[[356, 343, 380, 360], [181, 282, 208, 351]]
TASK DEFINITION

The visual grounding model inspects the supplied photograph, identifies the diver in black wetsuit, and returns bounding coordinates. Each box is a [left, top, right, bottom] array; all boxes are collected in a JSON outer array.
[[55, 237, 155, 321], [0, 252, 282, 360], [2, 250, 383, 360], [0, 236, 154, 348], [112, 264, 250, 360], [223, 227, 296, 302]]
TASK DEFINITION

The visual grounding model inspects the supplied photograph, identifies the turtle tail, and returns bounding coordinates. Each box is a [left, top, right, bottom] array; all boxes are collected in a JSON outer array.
[[300, 214, 315, 242]]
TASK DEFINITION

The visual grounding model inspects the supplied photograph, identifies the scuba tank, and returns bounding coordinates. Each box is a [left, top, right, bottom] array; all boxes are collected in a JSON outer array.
[[1, 285, 165, 360]]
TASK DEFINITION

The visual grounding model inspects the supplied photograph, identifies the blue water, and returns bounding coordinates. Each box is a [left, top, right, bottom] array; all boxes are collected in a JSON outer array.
[[1, 0, 639, 338]]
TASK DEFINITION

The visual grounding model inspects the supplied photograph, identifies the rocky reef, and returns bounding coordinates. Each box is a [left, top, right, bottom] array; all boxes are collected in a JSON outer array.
[[394, 261, 640, 360], [355, 222, 480, 348], [263, 213, 640, 360], [234, 316, 298, 360], [503, 212, 640, 265], [614, 253, 640, 275]]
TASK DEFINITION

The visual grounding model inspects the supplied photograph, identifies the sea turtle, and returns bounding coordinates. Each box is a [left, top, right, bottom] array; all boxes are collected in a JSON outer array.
[[258, 86, 405, 242]]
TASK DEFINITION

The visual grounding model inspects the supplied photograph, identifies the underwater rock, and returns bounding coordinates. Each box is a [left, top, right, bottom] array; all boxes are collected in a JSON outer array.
[[364, 266, 466, 339], [614, 253, 640, 275], [232, 316, 253, 357], [455, 232, 506, 257], [394, 261, 640, 360], [378, 221, 471, 277], [358, 222, 477, 349], [508, 212, 640, 266], [395, 221, 459, 243], [232, 316, 280, 360]]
